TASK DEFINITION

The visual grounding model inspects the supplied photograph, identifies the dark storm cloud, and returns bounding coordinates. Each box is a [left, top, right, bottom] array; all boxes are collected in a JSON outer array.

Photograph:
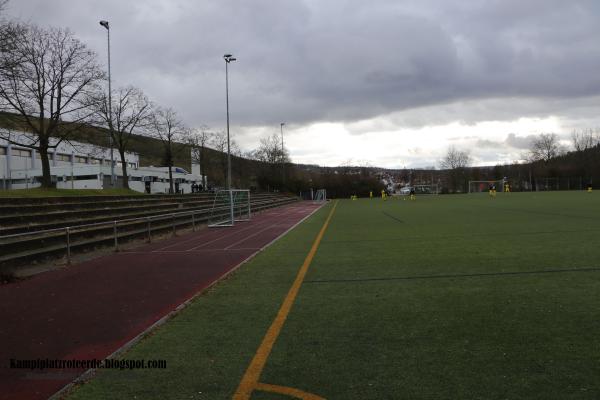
[[473, 133, 533, 153], [6, 0, 600, 129], [504, 133, 533, 149]]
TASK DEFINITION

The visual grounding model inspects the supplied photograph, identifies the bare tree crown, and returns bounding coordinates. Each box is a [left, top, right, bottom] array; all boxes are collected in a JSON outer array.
[[440, 146, 471, 170]]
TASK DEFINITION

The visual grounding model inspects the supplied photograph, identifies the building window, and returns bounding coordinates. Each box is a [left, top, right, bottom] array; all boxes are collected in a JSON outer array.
[[74, 156, 87, 163], [74, 174, 99, 181], [90, 158, 101, 165], [13, 148, 31, 158], [0, 147, 6, 155], [56, 154, 71, 162]]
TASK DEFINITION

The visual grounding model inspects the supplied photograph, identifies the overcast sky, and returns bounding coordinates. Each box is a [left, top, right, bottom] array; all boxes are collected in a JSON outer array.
[[5, 0, 600, 168]]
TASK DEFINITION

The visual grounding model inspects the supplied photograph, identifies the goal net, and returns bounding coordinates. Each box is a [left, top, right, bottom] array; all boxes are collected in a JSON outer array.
[[468, 180, 505, 193], [413, 184, 440, 195], [208, 189, 251, 227], [313, 188, 327, 202]]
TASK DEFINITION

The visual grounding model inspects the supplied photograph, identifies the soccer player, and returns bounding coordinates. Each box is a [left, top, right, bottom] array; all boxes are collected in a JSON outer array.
[[587, 182, 593, 193], [369, 191, 373, 199], [410, 187, 416, 201]]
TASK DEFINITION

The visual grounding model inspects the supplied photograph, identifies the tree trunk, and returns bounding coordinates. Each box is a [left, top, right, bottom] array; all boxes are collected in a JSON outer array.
[[119, 149, 129, 189], [168, 165, 174, 194], [200, 146, 206, 186], [39, 143, 53, 188]]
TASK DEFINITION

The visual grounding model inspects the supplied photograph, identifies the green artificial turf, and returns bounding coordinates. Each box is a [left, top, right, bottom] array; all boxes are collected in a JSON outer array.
[[68, 192, 600, 399]]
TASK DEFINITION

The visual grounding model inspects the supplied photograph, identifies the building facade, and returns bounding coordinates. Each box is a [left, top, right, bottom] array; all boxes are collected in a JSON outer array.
[[1, 134, 204, 194]]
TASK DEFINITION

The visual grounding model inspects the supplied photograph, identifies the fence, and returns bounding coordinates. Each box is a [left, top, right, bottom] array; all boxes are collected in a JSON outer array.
[[514, 177, 593, 192]]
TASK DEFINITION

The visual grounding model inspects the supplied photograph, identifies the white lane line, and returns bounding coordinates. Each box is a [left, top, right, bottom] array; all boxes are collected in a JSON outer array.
[[151, 203, 299, 252], [224, 223, 279, 250], [185, 219, 275, 251], [153, 214, 271, 252], [122, 248, 263, 254]]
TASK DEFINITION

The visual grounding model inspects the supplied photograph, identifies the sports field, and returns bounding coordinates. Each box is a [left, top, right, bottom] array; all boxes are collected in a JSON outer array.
[[68, 192, 600, 399]]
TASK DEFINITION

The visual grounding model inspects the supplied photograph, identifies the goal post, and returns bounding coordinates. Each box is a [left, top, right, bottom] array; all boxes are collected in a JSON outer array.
[[208, 189, 251, 227], [313, 188, 327, 202], [468, 180, 504, 193]]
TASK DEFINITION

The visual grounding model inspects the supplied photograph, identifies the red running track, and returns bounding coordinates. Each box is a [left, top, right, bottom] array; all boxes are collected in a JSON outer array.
[[0, 201, 322, 400]]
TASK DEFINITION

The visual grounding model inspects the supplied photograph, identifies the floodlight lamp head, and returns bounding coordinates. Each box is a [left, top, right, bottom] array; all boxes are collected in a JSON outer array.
[[99, 20, 109, 29], [224, 54, 232, 59]]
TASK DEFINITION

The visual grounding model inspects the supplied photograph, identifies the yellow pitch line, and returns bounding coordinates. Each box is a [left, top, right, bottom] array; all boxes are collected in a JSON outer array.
[[233, 201, 338, 400]]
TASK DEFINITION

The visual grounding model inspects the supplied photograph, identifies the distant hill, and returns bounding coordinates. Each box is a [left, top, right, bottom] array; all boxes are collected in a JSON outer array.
[[3, 111, 597, 194]]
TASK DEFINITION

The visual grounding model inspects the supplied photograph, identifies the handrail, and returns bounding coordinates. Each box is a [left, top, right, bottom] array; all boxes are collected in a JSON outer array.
[[0, 197, 293, 241], [1, 196, 299, 266]]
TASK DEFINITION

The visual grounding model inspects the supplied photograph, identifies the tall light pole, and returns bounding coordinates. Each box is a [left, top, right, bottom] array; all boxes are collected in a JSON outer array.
[[224, 54, 236, 224], [280, 122, 285, 189], [99, 20, 115, 187]]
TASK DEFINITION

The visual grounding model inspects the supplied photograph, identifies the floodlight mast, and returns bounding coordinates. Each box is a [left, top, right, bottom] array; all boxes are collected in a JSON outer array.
[[99, 20, 115, 187], [280, 122, 285, 189], [224, 54, 237, 224]]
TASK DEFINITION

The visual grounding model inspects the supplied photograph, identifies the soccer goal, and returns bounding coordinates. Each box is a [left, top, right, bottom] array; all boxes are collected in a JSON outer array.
[[468, 180, 504, 193], [313, 188, 327, 202], [208, 189, 251, 227], [413, 184, 440, 195]]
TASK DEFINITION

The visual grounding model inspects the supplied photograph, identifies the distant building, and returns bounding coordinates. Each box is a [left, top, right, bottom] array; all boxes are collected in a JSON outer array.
[[1, 133, 205, 194]]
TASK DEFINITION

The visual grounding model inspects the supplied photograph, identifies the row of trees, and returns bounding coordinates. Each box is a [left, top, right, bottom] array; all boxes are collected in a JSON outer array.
[[437, 130, 599, 192], [0, 13, 303, 194], [0, 14, 195, 192]]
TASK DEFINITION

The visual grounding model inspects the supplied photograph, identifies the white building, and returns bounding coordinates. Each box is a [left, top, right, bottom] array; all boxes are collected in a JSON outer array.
[[1, 133, 205, 194]]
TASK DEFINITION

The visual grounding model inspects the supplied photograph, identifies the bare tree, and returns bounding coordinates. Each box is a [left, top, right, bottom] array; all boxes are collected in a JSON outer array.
[[92, 86, 152, 188], [149, 107, 188, 193], [440, 146, 471, 193], [571, 128, 599, 152], [209, 130, 228, 184], [0, 1, 13, 44], [440, 146, 471, 170], [528, 133, 564, 163], [0, 24, 104, 187], [188, 126, 212, 183], [252, 133, 289, 164]]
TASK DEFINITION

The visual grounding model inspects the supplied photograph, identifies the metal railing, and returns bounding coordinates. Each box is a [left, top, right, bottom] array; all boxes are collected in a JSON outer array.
[[0, 196, 298, 266]]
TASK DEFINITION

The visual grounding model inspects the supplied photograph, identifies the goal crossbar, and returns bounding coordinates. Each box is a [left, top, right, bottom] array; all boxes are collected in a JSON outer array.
[[208, 189, 251, 227], [468, 180, 505, 193]]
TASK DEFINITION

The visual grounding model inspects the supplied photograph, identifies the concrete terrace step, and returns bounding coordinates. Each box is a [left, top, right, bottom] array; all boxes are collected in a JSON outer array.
[[0, 199, 216, 226], [0, 194, 215, 213], [0, 193, 295, 234], [0, 196, 300, 272]]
